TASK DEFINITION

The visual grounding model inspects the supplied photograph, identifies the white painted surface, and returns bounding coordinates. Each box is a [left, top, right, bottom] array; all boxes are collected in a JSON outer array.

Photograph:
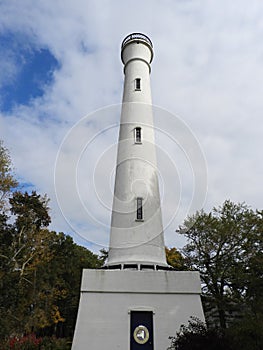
[[81, 270, 202, 294], [72, 35, 205, 350], [72, 270, 205, 350], [107, 36, 167, 266]]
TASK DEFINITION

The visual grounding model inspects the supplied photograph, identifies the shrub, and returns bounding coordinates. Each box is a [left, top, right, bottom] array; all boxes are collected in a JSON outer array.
[[4, 334, 42, 350], [1, 335, 71, 350], [167, 317, 233, 350]]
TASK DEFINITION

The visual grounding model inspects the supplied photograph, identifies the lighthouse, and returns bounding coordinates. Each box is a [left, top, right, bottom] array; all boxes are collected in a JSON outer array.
[[107, 33, 167, 268], [72, 33, 204, 350]]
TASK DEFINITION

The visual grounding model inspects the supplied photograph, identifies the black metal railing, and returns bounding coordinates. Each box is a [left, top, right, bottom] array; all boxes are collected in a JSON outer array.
[[121, 33, 153, 49]]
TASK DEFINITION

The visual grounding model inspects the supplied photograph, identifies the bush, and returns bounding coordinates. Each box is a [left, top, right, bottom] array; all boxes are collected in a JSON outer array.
[[2, 334, 42, 350], [1, 335, 71, 350], [167, 317, 233, 350], [226, 315, 263, 350], [40, 337, 71, 350]]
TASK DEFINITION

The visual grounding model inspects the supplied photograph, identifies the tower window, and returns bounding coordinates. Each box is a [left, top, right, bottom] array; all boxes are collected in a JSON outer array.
[[135, 78, 141, 90], [136, 197, 143, 221], [134, 127, 142, 143]]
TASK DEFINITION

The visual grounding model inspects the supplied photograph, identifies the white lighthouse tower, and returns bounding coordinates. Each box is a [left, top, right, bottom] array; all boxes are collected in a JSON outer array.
[[72, 33, 204, 350], [107, 33, 167, 268]]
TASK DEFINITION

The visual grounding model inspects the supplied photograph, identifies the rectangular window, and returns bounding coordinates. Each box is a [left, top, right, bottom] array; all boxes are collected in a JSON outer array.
[[135, 127, 142, 143], [136, 197, 143, 221], [135, 78, 141, 90]]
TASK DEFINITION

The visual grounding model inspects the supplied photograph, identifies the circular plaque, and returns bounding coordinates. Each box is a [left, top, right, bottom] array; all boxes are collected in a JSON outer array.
[[133, 325, 150, 344]]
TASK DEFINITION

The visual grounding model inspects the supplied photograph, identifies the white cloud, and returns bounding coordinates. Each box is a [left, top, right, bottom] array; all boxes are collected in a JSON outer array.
[[0, 0, 262, 251]]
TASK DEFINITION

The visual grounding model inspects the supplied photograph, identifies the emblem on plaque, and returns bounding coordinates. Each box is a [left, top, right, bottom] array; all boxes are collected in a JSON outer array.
[[133, 325, 150, 344]]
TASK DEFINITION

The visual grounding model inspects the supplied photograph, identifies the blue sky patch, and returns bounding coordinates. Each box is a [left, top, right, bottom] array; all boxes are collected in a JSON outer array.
[[0, 32, 59, 112], [16, 181, 36, 193]]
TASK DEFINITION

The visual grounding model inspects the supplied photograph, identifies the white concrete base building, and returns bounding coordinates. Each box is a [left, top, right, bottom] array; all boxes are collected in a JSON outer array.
[[72, 270, 204, 350], [72, 33, 204, 350]]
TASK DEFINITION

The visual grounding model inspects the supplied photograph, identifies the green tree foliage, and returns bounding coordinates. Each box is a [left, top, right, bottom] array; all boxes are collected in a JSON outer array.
[[168, 317, 231, 350], [168, 316, 263, 350], [228, 315, 263, 350], [0, 197, 103, 340], [165, 247, 189, 270], [0, 141, 104, 342], [10, 191, 51, 230], [0, 141, 18, 211], [34, 232, 102, 338], [98, 248, 108, 265], [178, 200, 263, 329]]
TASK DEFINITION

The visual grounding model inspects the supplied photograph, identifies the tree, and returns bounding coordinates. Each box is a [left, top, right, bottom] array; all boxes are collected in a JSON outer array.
[[0, 191, 53, 337], [167, 317, 232, 350], [8, 191, 51, 277], [165, 247, 189, 270], [0, 140, 18, 212], [98, 248, 108, 265], [10, 190, 51, 230], [0, 142, 104, 341], [178, 200, 263, 328], [36, 232, 103, 338], [167, 316, 263, 350], [0, 202, 103, 339]]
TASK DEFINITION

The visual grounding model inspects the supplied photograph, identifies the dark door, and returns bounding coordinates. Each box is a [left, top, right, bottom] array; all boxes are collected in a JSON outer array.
[[130, 311, 154, 350]]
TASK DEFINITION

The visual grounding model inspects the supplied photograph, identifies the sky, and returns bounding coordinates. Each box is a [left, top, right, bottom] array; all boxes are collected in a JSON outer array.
[[0, 0, 262, 253]]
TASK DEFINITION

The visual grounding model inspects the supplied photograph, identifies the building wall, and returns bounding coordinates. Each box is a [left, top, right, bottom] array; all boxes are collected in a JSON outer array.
[[72, 270, 205, 350], [108, 38, 166, 266]]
